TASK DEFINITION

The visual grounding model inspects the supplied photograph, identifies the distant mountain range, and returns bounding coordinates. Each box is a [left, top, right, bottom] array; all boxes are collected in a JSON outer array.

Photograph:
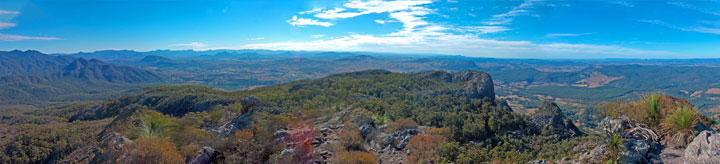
[[0, 50, 164, 106], [4, 49, 720, 124]]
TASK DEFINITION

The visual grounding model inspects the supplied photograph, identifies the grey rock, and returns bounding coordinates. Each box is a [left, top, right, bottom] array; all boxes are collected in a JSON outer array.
[[579, 144, 607, 162], [240, 96, 259, 113], [231, 111, 254, 131], [273, 130, 290, 140], [416, 70, 496, 102], [526, 159, 547, 164], [599, 116, 629, 135], [626, 139, 650, 157], [619, 139, 649, 164], [360, 124, 375, 137], [188, 147, 219, 164], [280, 149, 296, 157], [454, 70, 496, 102], [529, 101, 583, 139], [684, 130, 720, 161], [381, 129, 421, 150]]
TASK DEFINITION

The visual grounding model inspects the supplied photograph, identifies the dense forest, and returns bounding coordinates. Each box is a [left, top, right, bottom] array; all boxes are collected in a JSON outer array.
[[2, 69, 717, 163]]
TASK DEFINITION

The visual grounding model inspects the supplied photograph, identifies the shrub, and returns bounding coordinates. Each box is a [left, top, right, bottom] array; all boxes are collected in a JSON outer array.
[[339, 130, 364, 151], [207, 107, 226, 124], [335, 151, 378, 164], [407, 134, 445, 164], [127, 137, 184, 164], [387, 118, 419, 132]]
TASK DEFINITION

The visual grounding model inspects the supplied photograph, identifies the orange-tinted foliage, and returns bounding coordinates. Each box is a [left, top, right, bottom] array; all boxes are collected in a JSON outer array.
[[407, 134, 445, 164], [335, 151, 378, 164], [339, 129, 364, 151], [388, 118, 419, 132], [128, 137, 184, 164]]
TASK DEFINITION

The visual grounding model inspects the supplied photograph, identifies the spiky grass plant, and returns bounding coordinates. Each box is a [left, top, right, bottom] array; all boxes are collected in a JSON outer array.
[[661, 106, 698, 147], [140, 111, 175, 138], [643, 93, 664, 126], [605, 134, 624, 164]]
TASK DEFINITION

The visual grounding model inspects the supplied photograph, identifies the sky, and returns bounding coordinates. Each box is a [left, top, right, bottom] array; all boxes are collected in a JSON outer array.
[[0, 0, 719, 59]]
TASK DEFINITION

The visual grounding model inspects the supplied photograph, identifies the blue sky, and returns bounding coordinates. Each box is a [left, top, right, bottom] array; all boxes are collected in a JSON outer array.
[[0, 0, 719, 58]]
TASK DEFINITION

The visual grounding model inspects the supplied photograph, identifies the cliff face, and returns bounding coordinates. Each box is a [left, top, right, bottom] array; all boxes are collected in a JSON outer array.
[[454, 70, 496, 102], [416, 70, 496, 102]]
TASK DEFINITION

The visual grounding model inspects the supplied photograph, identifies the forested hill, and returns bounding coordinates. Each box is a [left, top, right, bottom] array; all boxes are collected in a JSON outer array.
[[1, 69, 719, 163], [0, 50, 165, 106], [1, 69, 597, 163]]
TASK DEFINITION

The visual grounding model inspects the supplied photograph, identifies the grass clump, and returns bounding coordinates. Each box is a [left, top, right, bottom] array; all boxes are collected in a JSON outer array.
[[661, 106, 698, 147], [643, 93, 664, 126], [139, 110, 175, 138]]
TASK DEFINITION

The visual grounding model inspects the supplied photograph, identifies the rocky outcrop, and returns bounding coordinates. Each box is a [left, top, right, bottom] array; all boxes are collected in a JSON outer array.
[[188, 147, 219, 164], [454, 70, 496, 102], [684, 130, 720, 163], [380, 129, 421, 150], [619, 139, 650, 164], [578, 144, 607, 162], [530, 101, 582, 139], [599, 116, 629, 135], [416, 70, 496, 102]]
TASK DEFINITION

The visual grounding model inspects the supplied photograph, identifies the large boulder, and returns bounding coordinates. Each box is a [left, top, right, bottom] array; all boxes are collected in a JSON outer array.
[[453, 70, 495, 102], [380, 129, 421, 150], [188, 147, 219, 164], [684, 130, 720, 163], [530, 101, 583, 139], [359, 124, 375, 137], [599, 116, 629, 135], [619, 139, 650, 164], [579, 144, 607, 162]]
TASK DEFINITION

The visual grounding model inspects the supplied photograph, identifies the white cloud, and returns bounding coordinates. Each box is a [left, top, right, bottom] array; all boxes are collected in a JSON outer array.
[[0, 33, 61, 41], [609, 1, 633, 7], [546, 33, 594, 38], [311, 35, 325, 38], [315, 8, 363, 19], [257, 0, 671, 58], [241, 33, 672, 58], [287, 16, 333, 27], [294, 0, 435, 37], [461, 26, 511, 34], [249, 37, 265, 40], [0, 22, 16, 29], [169, 42, 207, 48], [0, 10, 20, 15], [299, 8, 323, 14]]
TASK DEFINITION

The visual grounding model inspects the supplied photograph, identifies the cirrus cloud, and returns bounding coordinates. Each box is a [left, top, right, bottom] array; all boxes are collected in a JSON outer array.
[[0, 33, 61, 41], [0, 10, 20, 15], [169, 42, 207, 48], [0, 22, 17, 29]]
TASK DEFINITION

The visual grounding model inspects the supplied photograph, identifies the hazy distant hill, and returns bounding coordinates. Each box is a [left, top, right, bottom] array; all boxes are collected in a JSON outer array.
[[51, 49, 720, 122], [0, 50, 164, 106]]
